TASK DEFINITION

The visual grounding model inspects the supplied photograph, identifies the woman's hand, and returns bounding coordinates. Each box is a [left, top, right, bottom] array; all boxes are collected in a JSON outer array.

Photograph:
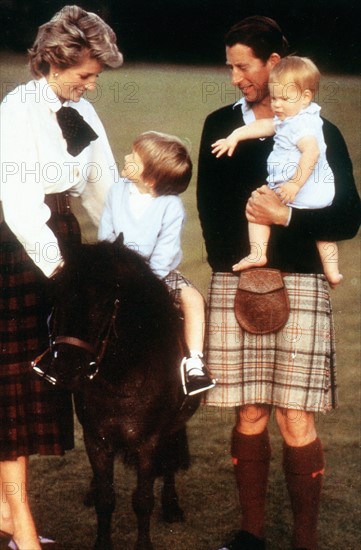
[[246, 185, 290, 226]]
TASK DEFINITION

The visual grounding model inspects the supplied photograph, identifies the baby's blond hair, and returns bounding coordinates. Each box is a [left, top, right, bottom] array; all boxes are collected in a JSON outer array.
[[270, 56, 320, 98]]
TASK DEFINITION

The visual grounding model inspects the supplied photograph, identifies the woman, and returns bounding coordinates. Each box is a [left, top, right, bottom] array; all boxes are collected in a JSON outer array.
[[0, 6, 123, 549], [197, 16, 361, 550]]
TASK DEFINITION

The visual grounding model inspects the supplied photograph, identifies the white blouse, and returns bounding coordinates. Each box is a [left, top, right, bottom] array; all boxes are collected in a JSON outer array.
[[0, 77, 118, 276]]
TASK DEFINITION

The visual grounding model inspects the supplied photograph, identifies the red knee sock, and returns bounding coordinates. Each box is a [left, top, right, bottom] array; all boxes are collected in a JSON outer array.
[[231, 427, 271, 539], [283, 438, 325, 550]]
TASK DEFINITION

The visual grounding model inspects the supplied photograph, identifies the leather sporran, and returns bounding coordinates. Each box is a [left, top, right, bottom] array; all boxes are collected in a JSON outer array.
[[234, 268, 290, 334]]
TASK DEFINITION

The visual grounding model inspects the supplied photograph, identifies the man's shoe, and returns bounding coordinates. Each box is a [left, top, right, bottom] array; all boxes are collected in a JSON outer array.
[[180, 353, 215, 396], [218, 530, 266, 550]]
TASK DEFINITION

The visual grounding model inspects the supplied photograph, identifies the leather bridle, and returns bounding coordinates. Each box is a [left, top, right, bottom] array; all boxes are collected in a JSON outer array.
[[48, 298, 120, 382]]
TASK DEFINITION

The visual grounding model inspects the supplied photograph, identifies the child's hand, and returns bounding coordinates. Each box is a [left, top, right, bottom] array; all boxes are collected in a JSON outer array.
[[275, 181, 300, 204], [211, 137, 238, 158]]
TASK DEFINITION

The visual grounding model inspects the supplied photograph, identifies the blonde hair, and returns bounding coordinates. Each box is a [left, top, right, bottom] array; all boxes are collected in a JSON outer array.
[[28, 5, 123, 77], [133, 131, 192, 196], [270, 56, 320, 98]]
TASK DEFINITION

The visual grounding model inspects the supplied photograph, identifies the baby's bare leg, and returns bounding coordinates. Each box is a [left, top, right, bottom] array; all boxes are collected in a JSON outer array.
[[233, 222, 270, 271], [317, 241, 343, 288]]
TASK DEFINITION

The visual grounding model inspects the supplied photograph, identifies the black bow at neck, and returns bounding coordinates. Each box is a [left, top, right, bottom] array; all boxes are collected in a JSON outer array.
[[56, 106, 98, 157]]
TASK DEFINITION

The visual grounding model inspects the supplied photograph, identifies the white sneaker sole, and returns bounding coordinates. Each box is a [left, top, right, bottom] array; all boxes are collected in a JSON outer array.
[[180, 357, 216, 396]]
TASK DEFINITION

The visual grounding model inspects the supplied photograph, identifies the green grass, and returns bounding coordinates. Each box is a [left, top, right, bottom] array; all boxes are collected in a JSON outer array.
[[0, 53, 360, 549]]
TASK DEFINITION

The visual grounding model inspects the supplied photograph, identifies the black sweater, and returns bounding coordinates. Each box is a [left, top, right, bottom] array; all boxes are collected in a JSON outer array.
[[197, 103, 361, 273]]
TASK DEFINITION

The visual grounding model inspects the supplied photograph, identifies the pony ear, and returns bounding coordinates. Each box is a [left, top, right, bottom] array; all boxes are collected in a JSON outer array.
[[111, 232, 125, 260], [115, 232, 124, 247]]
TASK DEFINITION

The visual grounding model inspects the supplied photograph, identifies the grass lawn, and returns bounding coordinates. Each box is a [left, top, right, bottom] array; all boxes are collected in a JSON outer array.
[[0, 53, 360, 549]]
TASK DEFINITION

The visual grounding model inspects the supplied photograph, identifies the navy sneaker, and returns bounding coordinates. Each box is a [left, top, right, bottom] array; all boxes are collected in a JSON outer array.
[[180, 353, 215, 396]]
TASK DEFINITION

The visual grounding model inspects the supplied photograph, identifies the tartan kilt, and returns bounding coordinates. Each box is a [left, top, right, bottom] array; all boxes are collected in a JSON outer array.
[[0, 211, 80, 460], [204, 272, 337, 413]]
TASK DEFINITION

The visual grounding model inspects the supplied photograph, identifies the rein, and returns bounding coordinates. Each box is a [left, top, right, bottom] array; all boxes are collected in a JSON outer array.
[[53, 298, 120, 381]]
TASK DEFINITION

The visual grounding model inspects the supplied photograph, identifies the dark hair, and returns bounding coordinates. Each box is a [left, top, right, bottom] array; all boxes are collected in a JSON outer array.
[[225, 15, 289, 62]]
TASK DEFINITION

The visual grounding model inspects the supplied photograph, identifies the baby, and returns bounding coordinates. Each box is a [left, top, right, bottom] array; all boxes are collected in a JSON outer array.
[[212, 56, 342, 288]]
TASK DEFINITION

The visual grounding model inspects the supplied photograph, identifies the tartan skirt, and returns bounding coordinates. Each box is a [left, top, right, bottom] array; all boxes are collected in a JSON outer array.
[[204, 272, 337, 412], [0, 210, 80, 460]]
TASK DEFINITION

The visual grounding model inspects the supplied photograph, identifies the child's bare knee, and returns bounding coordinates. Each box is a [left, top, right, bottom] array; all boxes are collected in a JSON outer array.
[[180, 286, 205, 308]]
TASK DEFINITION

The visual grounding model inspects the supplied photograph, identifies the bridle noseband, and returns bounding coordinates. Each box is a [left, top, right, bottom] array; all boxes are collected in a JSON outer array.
[[53, 336, 95, 356], [56, 298, 120, 381]]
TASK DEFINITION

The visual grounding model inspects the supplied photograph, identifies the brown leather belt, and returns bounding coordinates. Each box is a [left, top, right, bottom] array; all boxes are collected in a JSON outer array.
[[44, 192, 71, 214]]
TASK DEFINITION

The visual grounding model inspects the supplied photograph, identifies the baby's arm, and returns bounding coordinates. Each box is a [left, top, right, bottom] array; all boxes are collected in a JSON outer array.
[[276, 135, 320, 204], [212, 118, 275, 157]]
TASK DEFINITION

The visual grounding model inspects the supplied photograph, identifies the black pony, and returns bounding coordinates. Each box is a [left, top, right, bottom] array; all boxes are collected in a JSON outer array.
[[34, 236, 200, 550]]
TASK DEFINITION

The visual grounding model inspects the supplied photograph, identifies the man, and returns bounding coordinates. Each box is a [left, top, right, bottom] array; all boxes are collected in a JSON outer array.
[[197, 15, 361, 550]]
